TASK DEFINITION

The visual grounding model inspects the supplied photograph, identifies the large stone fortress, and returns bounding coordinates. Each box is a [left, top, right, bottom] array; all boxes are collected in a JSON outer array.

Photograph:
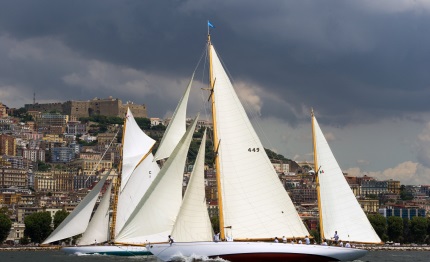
[[24, 96, 147, 118]]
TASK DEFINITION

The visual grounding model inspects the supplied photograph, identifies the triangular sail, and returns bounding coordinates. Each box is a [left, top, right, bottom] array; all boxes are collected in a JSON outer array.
[[115, 115, 199, 244], [79, 182, 112, 245], [171, 129, 213, 242], [121, 108, 156, 190], [115, 152, 160, 236], [209, 44, 309, 239], [42, 171, 110, 244], [154, 73, 193, 161], [312, 113, 381, 243]]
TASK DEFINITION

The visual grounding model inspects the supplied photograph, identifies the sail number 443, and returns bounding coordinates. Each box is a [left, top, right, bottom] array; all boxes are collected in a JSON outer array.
[[248, 148, 260, 152]]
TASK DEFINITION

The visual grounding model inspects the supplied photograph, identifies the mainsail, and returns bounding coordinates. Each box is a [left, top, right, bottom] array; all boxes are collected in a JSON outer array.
[[209, 43, 309, 240], [42, 171, 110, 244], [79, 182, 112, 245], [171, 129, 213, 242], [154, 73, 193, 161], [312, 111, 381, 243], [115, 115, 199, 244]]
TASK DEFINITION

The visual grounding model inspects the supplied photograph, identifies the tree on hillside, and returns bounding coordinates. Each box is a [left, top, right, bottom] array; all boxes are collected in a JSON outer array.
[[402, 218, 412, 243], [368, 213, 387, 241], [387, 216, 403, 242], [0, 213, 12, 244], [24, 212, 52, 243], [410, 216, 428, 243], [53, 210, 69, 229]]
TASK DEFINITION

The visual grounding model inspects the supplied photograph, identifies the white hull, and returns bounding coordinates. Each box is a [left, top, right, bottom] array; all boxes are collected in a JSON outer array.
[[149, 241, 367, 262], [62, 245, 151, 256]]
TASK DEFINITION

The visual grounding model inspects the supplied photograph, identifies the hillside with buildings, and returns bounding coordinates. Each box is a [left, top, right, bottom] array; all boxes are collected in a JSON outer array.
[[0, 99, 429, 245]]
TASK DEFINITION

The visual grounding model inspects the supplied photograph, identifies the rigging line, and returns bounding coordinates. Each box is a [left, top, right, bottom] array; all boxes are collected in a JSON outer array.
[[84, 126, 121, 185]]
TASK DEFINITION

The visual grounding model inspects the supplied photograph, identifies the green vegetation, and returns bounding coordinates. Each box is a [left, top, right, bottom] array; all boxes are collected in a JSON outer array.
[[24, 211, 52, 243], [37, 161, 51, 171], [0, 213, 12, 244], [368, 214, 430, 244], [11, 107, 33, 122], [368, 213, 388, 241], [387, 216, 403, 242], [53, 210, 69, 229], [410, 216, 428, 243]]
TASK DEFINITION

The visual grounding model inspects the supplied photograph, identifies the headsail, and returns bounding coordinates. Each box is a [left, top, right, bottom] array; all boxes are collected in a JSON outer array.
[[42, 171, 111, 244], [79, 182, 112, 245], [121, 108, 156, 190], [171, 129, 213, 242], [115, 115, 200, 244], [115, 152, 160, 236], [154, 73, 193, 161], [209, 44, 309, 240], [312, 112, 381, 243]]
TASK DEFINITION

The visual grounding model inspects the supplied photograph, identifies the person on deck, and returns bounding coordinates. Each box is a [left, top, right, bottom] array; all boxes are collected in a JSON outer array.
[[168, 235, 174, 245], [214, 232, 220, 242], [333, 231, 339, 244], [274, 237, 279, 243], [345, 242, 351, 248], [305, 235, 310, 245]]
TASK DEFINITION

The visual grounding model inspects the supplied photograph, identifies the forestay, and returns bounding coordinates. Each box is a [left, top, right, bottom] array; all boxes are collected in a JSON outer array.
[[313, 115, 381, 243], [210, 45, 309, 239]]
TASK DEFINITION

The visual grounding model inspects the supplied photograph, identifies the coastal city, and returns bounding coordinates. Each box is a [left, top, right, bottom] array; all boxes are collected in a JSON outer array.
[[0, 97, 429, 246]]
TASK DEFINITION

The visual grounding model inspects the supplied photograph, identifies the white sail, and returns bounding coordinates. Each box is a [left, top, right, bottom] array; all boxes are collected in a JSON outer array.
[[121, 108, 156, 190], [115, 152, 160, 236], [209, 45, 309, 240], [115, 115, 199, 244], [312, 113, 381, 243], [171, 129, 213, 242], [42, 172, 110, 244], [154, 73, 193, 161], [79, 182, 112, 245]]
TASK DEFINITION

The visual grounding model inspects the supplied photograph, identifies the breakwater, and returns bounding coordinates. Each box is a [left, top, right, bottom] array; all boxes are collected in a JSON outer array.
[[359, 245, 430, 251], [0, 246, 60, 251]]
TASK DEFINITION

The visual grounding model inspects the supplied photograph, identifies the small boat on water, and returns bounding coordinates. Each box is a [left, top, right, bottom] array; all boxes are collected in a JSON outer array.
[[149, 23, 372, 262]]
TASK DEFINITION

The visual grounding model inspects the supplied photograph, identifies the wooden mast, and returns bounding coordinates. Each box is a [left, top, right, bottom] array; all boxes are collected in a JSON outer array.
[[109, 111, 127, 240], [311, 108, 325, 243], [208, 31, 225, 240]]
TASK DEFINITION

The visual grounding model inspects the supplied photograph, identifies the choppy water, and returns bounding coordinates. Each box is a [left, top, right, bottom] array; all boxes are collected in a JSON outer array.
[[2, 250, 430, 262]]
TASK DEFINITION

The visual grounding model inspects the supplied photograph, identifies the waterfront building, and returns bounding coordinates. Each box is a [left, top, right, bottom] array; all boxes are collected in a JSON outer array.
[[380, 205, 426, 219]]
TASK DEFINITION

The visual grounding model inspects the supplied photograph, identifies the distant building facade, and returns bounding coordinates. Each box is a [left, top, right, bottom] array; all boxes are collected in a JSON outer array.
[[25, 97, 147, 118]]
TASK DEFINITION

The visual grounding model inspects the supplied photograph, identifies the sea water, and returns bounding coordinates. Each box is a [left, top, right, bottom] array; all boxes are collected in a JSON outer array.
[[1, 250, 430, 262]]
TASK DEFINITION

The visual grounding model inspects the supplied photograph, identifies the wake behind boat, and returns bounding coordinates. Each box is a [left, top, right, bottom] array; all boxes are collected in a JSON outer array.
[[62, 245, 151, 256]]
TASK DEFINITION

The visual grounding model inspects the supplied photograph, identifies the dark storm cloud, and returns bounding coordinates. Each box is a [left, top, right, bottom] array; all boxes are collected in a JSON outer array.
[[1, 1, 430, 125]]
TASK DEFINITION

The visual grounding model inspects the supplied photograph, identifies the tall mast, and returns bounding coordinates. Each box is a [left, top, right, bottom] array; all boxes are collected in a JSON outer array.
[[311, 109, 324, 242], [208, 32, 225, 240], [109, 111, 127, 240]]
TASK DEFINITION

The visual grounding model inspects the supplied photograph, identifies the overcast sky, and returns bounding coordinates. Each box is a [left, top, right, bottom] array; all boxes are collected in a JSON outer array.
[[1, 1, 430, 184]]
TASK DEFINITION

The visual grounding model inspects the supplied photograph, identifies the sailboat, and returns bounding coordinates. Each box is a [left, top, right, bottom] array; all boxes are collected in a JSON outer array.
[[148, 26, 368, 261], [48, 77, 193, 256], [312, 109, 382, 245]]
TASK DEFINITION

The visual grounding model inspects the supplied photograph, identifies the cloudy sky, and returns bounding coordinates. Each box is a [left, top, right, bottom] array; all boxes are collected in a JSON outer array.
[[1, 1, 430, 185]]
